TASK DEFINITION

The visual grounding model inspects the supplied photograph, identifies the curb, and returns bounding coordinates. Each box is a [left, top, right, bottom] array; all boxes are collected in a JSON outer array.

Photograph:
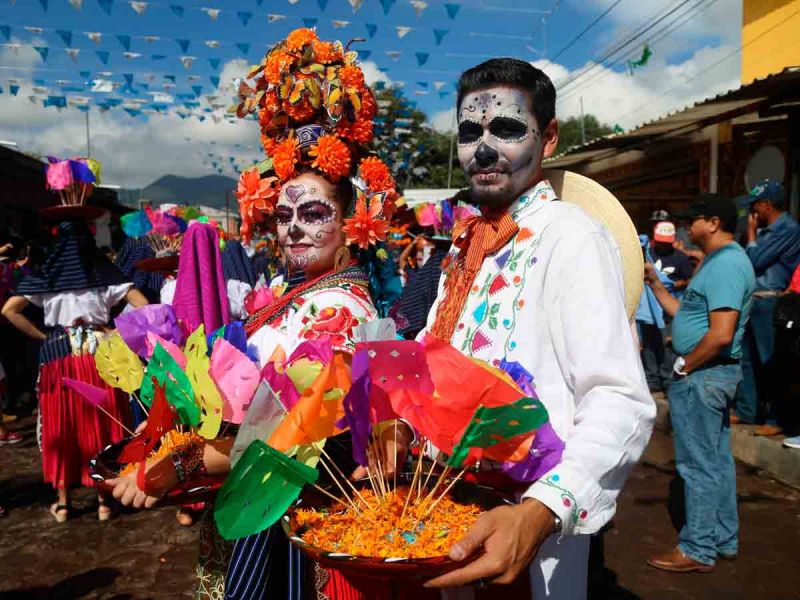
[[652, 392, 800, 489]]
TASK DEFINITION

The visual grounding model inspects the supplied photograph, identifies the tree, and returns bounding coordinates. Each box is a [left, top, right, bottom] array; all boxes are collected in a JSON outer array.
[[555, 114, 614, 156]]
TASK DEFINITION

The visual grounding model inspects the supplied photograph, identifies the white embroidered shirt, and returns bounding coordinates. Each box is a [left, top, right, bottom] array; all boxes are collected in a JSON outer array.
[[422, 179, 655, 535]]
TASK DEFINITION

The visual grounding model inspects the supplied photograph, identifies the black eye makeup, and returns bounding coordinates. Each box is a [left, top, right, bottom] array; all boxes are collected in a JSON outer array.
[[488, 116, 529, 142], [275, 205, 293, 225], [458, 120, 483, 145]]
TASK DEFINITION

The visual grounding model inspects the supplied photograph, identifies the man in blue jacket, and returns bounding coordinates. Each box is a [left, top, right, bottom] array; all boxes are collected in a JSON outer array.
[[736, 180, 800, 433]]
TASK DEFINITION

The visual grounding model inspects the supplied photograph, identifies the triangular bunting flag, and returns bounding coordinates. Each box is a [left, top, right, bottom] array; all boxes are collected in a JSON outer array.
[[97, 0, 113, 15], [416, 81, 428, 88], [192, 85, 203, 97], [176, 39, 190, 53], [56, 30, 73, 47], [201, 7, 221, 21], [396, 26, 412, 39], [9, 85, 19, 96], [66, 48, 80, 61], [205, 40, 220, 49], [0, 26, 9, 41], [170, 4, 184, 17], [163, 74, 176, 83], [79, 70, 91, 80], [235, 43, 250, 56], [302, 17, 317, 27], [38, 0, 48, 10], [410, 0, 427, 17], [143, 35, 159, 42], [348, 0, 364, 11], [438, 90, 450, 99], [365, 23, 378, 38], [433, 29, 448, 45], [444, 2, 460, 18], [317, 0, 328, 10], [359, 50, 371, 60], [415, 52, 429, 67], [124, 51, 141, 59], [181, 56, 196, 70], [24, 27, 44, 34], [332, 20, 349, 28], [129, 1, 147, 15], [117, 35, 131, 51], [433, 81, 445, 91], [379, 0, 395, 15], [208, 58, 221, 70], [268, 14, 286, 23], [86, 32, 102, 44], [68, 0, 83, 9], [210, 75, 220, 88], [33, 46, 49, 63], [237, 11, 252, 25]]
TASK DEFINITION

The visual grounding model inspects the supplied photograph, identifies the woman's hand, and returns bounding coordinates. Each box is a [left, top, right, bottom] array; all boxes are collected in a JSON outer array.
[[105, 454, 178, 509], [351, 420, 413, 480]]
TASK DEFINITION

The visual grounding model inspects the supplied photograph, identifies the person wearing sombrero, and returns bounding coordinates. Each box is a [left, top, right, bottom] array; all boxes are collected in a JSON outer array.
[[2, 199, 148, 523], [419, 59, 655, 598], [104, 28, 408, 600]]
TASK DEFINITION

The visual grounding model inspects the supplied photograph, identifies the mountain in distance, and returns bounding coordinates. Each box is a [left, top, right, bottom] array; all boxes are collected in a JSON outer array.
[[120, 174, 237, 209]]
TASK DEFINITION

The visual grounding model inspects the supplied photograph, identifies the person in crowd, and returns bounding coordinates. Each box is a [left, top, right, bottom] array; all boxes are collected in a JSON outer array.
[[736, 179, 800, 433], [772, 262, 800, 449], [645, 193, 755, 573], [422, 58, 654, 598], [0, 240, 23, 445], [2, 218, 148, 523], [639, 221, 694, 393]]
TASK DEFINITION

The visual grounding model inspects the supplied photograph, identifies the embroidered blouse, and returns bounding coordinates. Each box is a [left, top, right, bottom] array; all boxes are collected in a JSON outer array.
[[422, 179, 655, 535]]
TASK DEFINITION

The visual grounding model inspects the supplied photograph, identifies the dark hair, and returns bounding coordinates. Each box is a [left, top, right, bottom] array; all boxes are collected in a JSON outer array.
[[457, 58, 556, 129]]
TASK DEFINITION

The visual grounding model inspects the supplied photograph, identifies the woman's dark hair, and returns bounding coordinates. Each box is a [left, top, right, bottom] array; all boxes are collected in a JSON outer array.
[[456, 58, 556, 130]]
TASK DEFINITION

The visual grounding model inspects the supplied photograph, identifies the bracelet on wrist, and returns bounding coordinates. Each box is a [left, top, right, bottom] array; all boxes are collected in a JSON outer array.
[[169, 443, 207, 484]]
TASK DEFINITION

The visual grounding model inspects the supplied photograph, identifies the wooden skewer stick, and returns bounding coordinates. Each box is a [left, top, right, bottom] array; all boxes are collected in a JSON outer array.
[[318, 455, 361, 514], [319, 447, 374, 511], [97, 405, 135, 437], [131, 392, 149, 418], [420, 459, 438, 496], [421, 467, 468, 519], [401, 446, 425, 519], [371, 435, 388, 498], [311, 482, 350, 506], [418, 465, 452, 511], [392, 422, 398, 491]]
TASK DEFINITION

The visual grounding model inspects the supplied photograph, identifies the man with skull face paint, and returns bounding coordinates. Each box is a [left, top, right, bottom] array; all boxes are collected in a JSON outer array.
[[423, 59, 654, 598]]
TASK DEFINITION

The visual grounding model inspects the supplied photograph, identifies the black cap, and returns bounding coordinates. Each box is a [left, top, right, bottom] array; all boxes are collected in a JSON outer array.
[[674, 192, 737, 229]]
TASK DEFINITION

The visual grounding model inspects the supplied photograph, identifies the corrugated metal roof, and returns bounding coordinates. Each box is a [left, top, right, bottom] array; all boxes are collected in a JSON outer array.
[[545, 66, 800, 169]]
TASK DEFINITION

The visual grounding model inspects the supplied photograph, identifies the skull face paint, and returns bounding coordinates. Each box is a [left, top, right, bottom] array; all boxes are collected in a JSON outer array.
[[274, 172, 345, 277], [457, 86, 544, 208]]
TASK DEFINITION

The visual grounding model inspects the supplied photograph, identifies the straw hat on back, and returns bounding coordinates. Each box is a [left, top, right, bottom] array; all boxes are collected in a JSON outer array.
[[544, 169, 643, 321]]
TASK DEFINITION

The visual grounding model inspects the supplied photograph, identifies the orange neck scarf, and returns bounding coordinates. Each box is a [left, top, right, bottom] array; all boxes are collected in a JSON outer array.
[[430, 210, 519, 343]]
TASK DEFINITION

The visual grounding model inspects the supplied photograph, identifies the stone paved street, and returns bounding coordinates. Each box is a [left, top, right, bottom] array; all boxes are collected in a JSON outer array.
[[1, 418, 799, 599]]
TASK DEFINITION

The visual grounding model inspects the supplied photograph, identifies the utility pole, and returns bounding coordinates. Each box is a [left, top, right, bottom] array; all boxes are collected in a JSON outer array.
[[579, 96, 586, 145], [225, 190, 231, 235], [85, 110, 91, 158], [446, 110, 456, 188]]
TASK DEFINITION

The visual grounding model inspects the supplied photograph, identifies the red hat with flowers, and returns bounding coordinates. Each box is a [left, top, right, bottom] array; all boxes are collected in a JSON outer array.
[[233, 28, 397, 247]]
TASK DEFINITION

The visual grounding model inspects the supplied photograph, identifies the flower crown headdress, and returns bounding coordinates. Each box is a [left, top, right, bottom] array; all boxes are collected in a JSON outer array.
[[234, 28, 397, 247]]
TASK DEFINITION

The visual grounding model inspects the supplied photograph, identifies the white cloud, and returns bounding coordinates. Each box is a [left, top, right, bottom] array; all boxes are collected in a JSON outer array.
[[360, 60, 393, 87], [430, 107, 456, 133]]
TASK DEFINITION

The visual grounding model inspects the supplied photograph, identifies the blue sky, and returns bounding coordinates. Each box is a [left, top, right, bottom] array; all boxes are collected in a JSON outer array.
[[0, 0, 743, 186]]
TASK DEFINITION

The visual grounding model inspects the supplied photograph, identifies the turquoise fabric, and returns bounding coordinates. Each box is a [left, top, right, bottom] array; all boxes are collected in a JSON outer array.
[[672, 243, 755, 359]]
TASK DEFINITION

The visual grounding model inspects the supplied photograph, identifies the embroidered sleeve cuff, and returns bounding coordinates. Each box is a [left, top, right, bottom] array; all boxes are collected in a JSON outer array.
[[522, 463, 613, 536]]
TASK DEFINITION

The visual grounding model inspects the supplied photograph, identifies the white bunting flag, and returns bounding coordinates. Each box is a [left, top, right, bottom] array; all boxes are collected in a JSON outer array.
[[69, 96, 90, 106], [32, 86, 49, 94], [68, 0, 83, 10], [332, 20, 350, 28], [181, 56, 196, 70], [201, 8, 221, 21], [6, 43, 20, 54], [91, 79, 114, 92], [288, 0, 300, 4], [410, 0, 427, 17], [267, 14, 286, 23], [124, 52, 142, 59], [66, 48, 81, 61], [347, 0, 364, 12], [143, 36, 160, 43], [396, 26, 412, 39], [433, 81, 445, 91], [129, 1, 148, 15], [24, 27, 44, 35], [205, 40, 220, 49], [86, 32, 102, 44], [385, 51, 401, 60]]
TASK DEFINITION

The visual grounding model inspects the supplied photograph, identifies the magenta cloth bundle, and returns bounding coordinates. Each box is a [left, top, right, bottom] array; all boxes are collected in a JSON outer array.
[[173, 222, 230, 336]]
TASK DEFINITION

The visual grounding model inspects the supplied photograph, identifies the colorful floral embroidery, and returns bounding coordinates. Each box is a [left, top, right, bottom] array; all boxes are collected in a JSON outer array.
[[539, 473, 588, 525], [300, 304, 363, 349]]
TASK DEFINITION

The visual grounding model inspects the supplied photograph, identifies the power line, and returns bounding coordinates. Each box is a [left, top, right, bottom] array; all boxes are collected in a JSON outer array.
[[539, 0, 624, 69], [557, 0, 721, 104], [555, 0, 694, 93]]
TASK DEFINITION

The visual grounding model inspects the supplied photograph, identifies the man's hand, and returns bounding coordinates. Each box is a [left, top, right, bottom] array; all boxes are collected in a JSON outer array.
[[644, 263, 660, 287], [425, 498, 556, 588], [747, 212, 759, 244], [351, 420, 412, 480]]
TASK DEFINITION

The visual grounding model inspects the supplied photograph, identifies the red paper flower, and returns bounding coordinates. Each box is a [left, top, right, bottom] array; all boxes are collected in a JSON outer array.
[[342, 194, 389, 249]]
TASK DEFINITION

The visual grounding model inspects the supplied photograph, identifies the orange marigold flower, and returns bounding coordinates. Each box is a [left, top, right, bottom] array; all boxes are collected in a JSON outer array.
[[261, 134, 278, 156], [313, 41, 342, 65], [272, 136, 300, 181], [359, 89, 377, 120], [236, 168, 280, 244], [309, 135, 351, 182], [339, 66, 365, 90], [339, 118, 373, 145], [359, 156, 396, 193], [285, 98, 317, 122], [265, 50, 293, 85], [342, 195, 389, 249], [286, 28, 318, 52]]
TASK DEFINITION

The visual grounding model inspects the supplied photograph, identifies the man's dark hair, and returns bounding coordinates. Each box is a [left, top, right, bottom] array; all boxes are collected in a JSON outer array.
[[457, 58, 556, 129]]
